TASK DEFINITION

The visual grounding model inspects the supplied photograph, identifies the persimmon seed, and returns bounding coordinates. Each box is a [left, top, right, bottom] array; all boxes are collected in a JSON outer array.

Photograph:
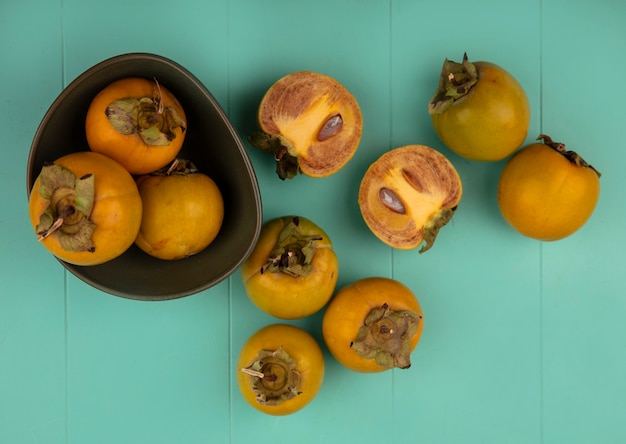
[[318, 114, 343, 141], [379, 188, 406, 214]]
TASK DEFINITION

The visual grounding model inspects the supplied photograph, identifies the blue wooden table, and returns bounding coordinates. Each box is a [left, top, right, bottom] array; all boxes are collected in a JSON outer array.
[[2, 1, 625, 443]]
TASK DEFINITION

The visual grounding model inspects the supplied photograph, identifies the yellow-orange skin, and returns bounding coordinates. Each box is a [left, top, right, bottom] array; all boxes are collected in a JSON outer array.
[[85, 77, 186, 175], [28, 152, 142, 266], [497, 142, 600, 241], [240, 216, 338, 320], [135, 171, 224, 260], [236, 324, 325, 416], [431, 61, 530, 162], [322, 277, 423, 373]]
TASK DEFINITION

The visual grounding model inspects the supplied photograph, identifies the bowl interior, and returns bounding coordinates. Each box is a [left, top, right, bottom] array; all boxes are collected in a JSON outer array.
[[27, 53, 262, 300]]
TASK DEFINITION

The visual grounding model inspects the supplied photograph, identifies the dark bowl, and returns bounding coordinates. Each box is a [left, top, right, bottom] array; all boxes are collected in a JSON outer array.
[[27, 53, 262, 301]]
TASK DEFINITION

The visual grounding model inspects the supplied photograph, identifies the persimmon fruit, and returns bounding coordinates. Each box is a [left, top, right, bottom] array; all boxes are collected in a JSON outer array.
[[248, 71, 362, 179], [134, 159, 224, 260], [240, 216, 338, 319], [28, 151, 142, 266], [85, 77, 187, 175], [322, 277, 424, 373], [429, 53, 530, 162], [358, 144, 462, 252], [497, 134, 601, 241], [237, 324, 325, 416]]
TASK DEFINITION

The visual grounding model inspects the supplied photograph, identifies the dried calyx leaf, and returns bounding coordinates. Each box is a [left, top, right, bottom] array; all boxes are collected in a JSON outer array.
[[35, 164, 96, 252], [420, 206, 458, 254], [248, 131, 300, 180], [241, 347, 301, 406], [428, 52, 479, 115], [350, 303, 422, 369], [150, 158, 199, 176], [105, 78, 186, 147], [261, 216, 323, 277], [538, 134, 601, 178]]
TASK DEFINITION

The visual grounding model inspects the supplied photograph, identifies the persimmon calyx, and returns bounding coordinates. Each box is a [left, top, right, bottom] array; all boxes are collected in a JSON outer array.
[[149, 158, 199, 177], [420, 206, 458, 254], [260, 216, 323, 277], [35, 164, 96, 252], [248, 130, 300, 180], [428, 52, 478, 115], [350, 303, 422, 369], [241, 347, 301, 406], [537, 134, 602, 178], [105, 80, 186, 147]]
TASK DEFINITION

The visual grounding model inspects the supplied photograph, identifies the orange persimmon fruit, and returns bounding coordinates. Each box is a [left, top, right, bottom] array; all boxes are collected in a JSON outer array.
[[28, 151, 142, 266], [85, 77, 187, 175], [322, 277, 424, 373]]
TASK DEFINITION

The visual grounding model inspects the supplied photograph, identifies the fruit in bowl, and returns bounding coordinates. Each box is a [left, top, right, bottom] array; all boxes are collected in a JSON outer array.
[[85, 77, 187, 175], [27, 53, 262, 300], [135, 159, 224, 260], [28, 151, 142, 266]]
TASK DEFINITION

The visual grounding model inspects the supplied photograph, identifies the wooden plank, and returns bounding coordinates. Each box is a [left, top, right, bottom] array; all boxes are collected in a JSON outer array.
[[0, 1, 67, 443]]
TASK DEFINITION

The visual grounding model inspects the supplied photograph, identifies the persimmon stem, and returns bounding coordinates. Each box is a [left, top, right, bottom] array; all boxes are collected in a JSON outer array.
[[538, 134, 602, 178], [166, 158, 180, 175], [37, 217, 64, 241], [241, 368, 265, 378], [148, 77, 164, 124]]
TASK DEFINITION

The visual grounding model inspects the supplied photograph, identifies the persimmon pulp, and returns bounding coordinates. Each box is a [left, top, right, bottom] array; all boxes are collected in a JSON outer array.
[[249, 71, 362, 179], [358, 145, 462, 252]]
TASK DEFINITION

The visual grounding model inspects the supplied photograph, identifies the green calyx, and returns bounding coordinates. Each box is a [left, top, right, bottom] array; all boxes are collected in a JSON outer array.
[[248, 131, 300, 180], [241, 347, 301, 406], [35, 164, 96, 252], [428, 52, 479, 115], [351, 303, 422, 369], [261, 216, 322, 277], [105, 80, 186, 147], [420, 206, 458, 254], [538, 134, 602, 178]]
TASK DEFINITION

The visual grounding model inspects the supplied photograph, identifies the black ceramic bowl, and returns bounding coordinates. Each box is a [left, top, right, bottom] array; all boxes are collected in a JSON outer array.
[[27, 53, 262, 300]]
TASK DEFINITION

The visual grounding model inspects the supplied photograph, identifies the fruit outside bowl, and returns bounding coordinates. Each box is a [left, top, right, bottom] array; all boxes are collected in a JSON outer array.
[[27, 53, 263, 301]]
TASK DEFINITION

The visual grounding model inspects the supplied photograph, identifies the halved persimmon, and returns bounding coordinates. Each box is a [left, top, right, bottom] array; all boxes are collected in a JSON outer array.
[[248, 71, 362, 180], [358, 145, 462, 252]]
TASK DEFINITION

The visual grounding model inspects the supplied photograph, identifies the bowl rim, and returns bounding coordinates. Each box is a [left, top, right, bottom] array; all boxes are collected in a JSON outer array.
[[27, 52, 263, 301]]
